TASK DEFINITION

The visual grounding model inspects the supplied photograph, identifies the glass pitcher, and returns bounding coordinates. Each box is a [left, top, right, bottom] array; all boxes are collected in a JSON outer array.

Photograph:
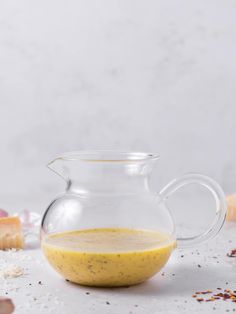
[[41, 151, 226, 287]]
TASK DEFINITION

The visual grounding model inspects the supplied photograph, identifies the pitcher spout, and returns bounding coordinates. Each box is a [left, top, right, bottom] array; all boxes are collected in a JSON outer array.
[[47, 151, 160, 194], [47, 157, 69, 182]]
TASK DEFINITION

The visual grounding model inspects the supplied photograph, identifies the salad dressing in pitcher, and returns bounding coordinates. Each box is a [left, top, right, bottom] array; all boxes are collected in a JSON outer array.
[[41, 151, 226, 287], [42, 228, 175, 286]]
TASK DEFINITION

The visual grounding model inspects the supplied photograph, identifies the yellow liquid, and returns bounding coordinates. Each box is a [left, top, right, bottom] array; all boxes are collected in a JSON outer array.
[[42, 228, 175, 287]]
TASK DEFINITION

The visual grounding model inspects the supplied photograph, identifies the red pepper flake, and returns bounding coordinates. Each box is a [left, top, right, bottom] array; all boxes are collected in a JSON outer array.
[[195, 290, 212, 295], [224, 294, 231, 299], [193, 288, 236, 304]]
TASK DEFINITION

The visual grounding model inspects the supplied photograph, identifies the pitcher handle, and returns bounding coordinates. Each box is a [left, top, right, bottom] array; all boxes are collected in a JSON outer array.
[[159, 173, 226, 248]]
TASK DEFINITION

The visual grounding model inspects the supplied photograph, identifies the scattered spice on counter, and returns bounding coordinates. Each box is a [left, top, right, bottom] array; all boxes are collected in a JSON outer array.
[[192, 288, 236, 304], [38, 281, 42, 285], [106, 301, 110, 305], [227, 249, 236, 257], [205, 298, 215, 302], [85, 292, 90, 295], [195, 290, 212, 295], [181, 255, 184, 258], [197, 264, 201, 268]]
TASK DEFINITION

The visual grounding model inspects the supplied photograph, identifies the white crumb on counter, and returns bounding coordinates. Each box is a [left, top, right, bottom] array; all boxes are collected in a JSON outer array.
[[0, 248, 65, 313], [0, 264, 24, 279], [0, 249, 25, 279]]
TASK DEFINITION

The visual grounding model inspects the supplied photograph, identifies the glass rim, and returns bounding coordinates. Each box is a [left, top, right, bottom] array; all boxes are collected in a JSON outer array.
[[53, 150, 160, 163]]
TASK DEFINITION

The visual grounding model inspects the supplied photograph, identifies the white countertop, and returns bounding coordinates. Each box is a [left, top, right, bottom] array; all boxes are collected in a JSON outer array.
[[1, 222, 236, 314]]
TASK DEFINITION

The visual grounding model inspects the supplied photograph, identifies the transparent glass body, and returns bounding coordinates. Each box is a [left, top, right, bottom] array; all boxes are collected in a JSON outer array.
[[41, 151, 226, 287]]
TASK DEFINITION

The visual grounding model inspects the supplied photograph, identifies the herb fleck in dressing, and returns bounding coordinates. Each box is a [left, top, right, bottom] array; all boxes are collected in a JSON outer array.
[[42, 228, 175, 287]]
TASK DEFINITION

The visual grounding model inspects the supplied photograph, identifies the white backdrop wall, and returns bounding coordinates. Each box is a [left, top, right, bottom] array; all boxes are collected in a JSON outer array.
[[0, 0, 236, 212]]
